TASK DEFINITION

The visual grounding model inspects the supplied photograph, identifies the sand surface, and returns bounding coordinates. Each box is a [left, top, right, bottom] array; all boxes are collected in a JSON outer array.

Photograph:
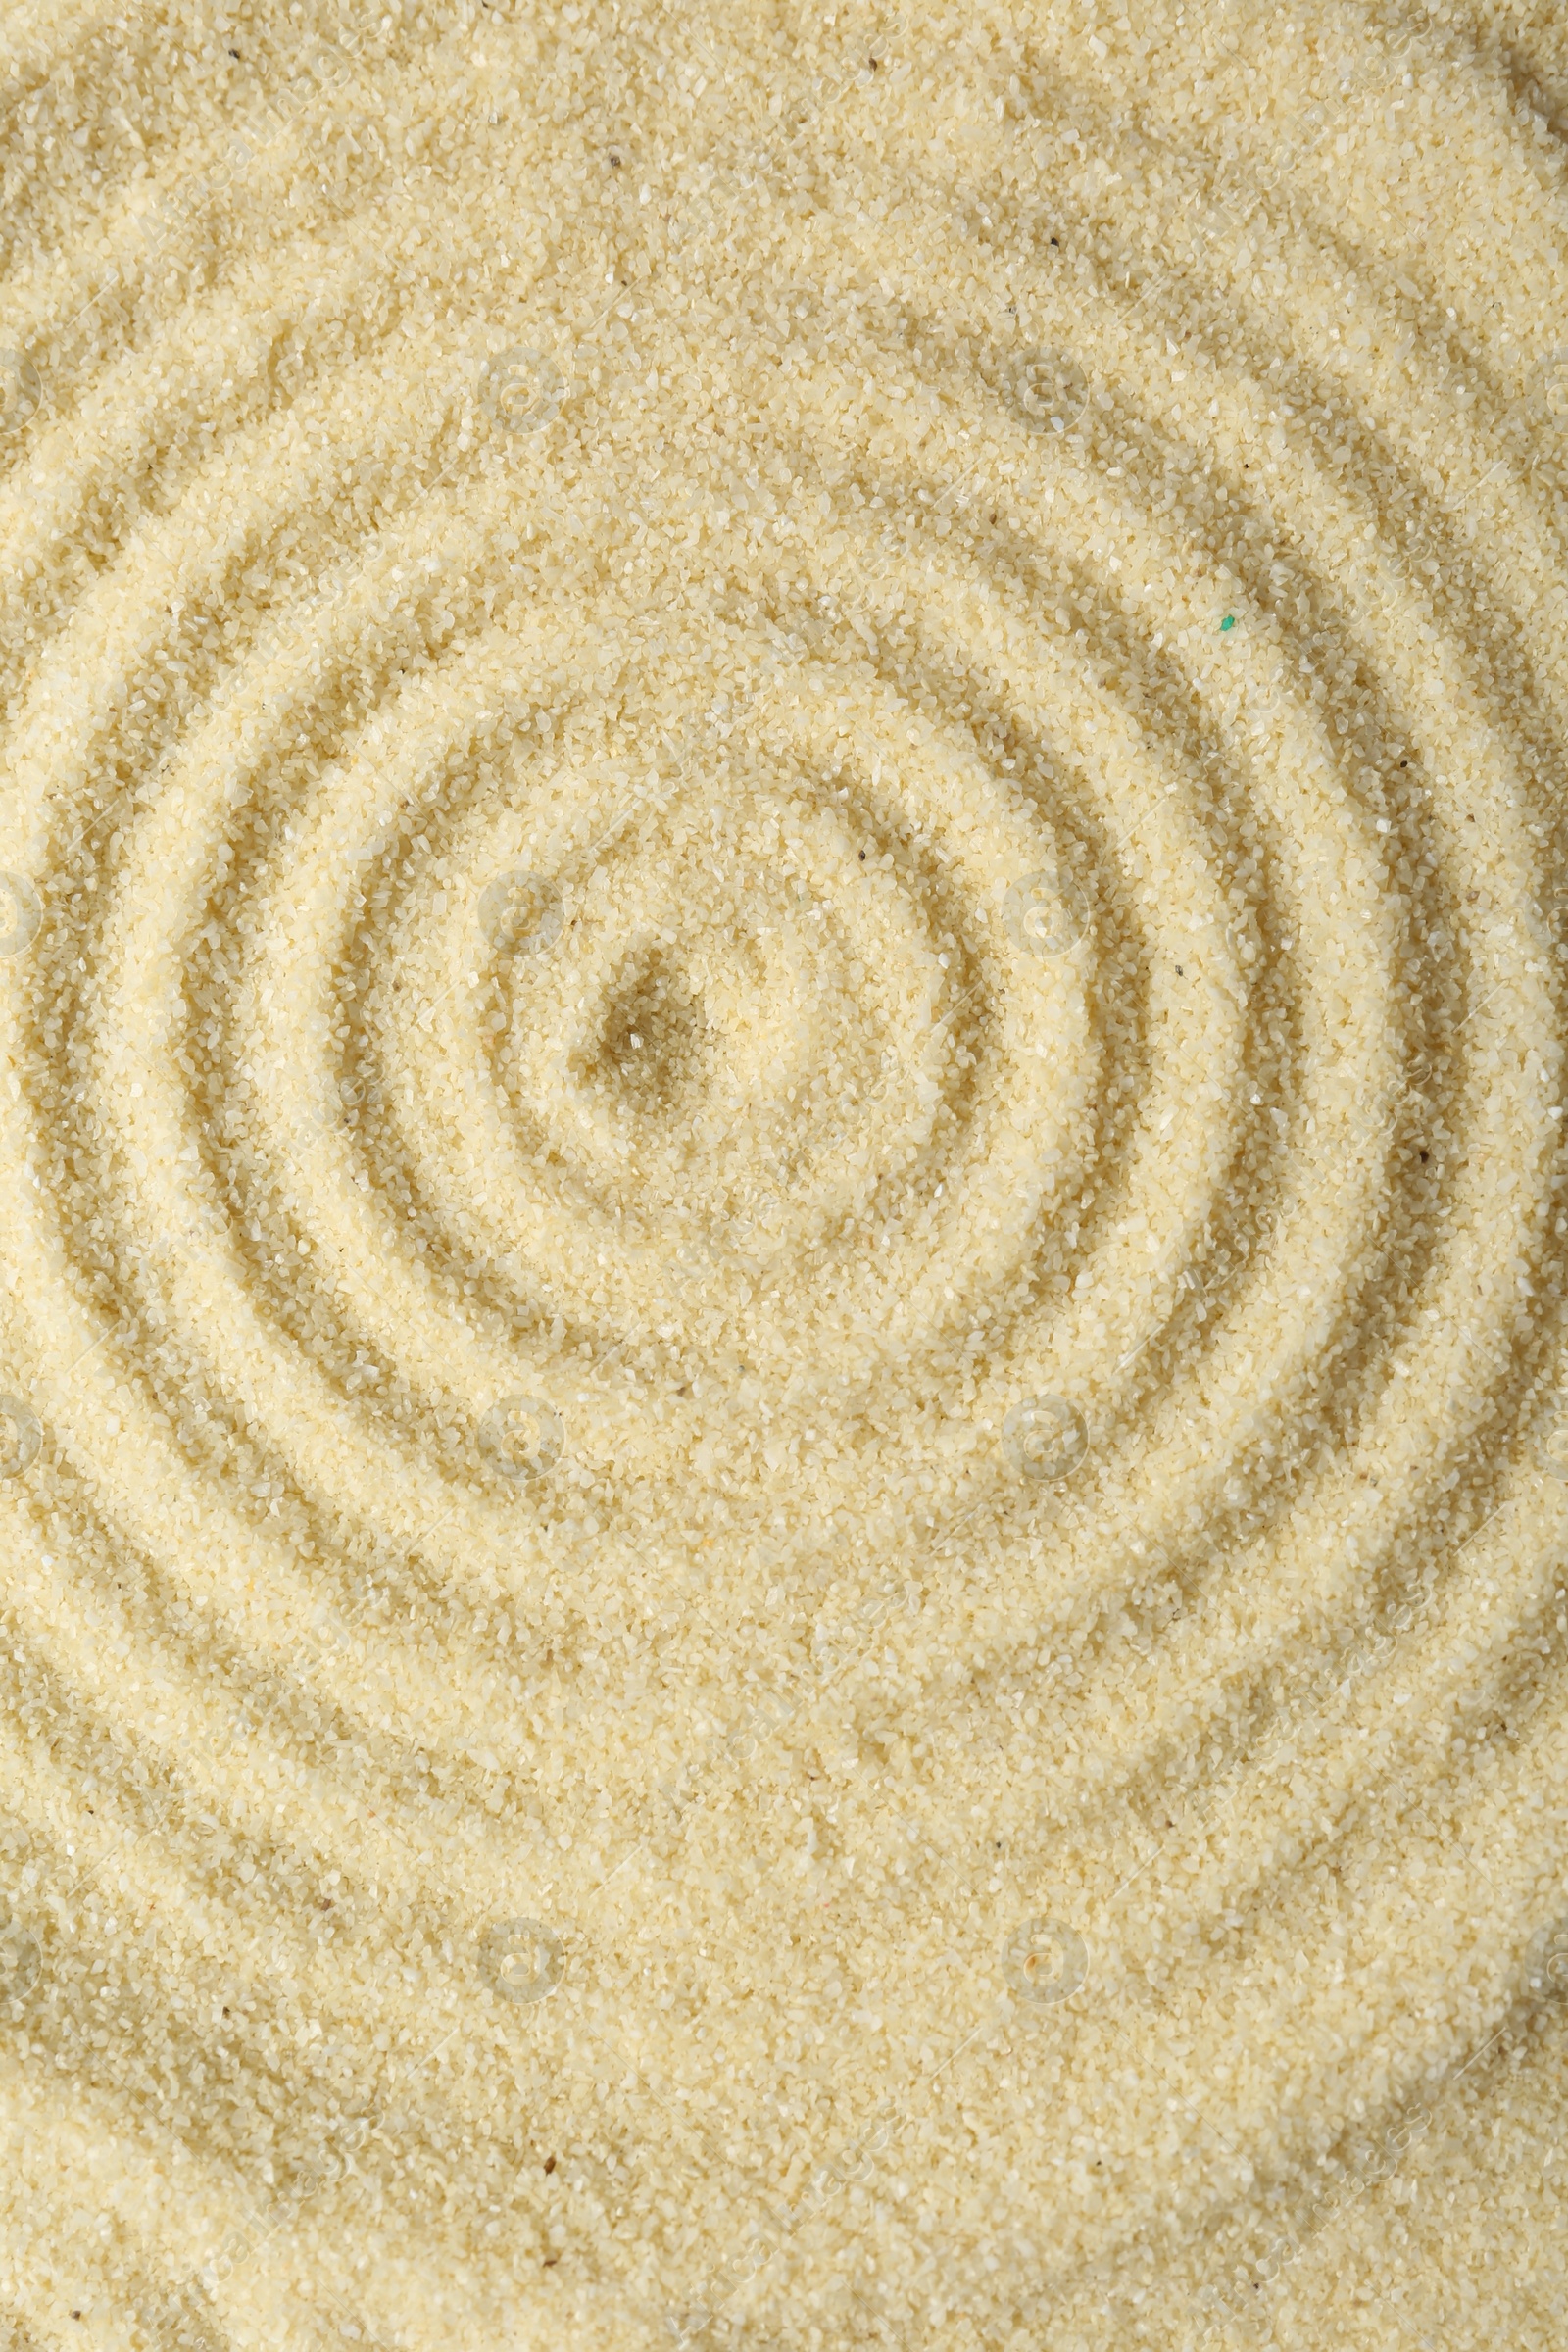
[[2, 3, 1568, 2346]]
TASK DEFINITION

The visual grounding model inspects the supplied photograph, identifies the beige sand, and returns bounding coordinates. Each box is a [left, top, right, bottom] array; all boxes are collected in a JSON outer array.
[[2, 1, 1567, 2345]]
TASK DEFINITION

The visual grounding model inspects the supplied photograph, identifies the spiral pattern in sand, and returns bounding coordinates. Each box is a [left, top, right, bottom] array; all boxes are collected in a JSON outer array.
[[2, 5, 1568, 2349]]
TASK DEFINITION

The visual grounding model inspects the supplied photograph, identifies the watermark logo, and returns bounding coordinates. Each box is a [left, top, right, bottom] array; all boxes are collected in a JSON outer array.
[[0, 1397, 40, 1481], [0, 1918, 41, 2000], [1539, 1916, 1568, 1992], [300, 1077, 346, 1135], [1001, 1916, 1087, 2004], [477, 1396, 564, 1480], [1002, 866, 1087, 956], [1018, 350, 1088, 432], [1002, 1395, 1087, 1481], [0, 352, 42, 437], [669, 1232, 729, 1287], [129, 192, 177, 254], [483, 346, 562, 435], [1537, 1400, 1568, 1481], [479, 1917, 564, 2003], [478, 870, 564, 957], [812, 1577, 917, 1679], [1544, 352, 1568, 420], [0, 874, 41, 957]]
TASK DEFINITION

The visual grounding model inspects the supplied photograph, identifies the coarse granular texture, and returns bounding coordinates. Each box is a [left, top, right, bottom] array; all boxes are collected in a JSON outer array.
[[1, 0, 1567, 2345]]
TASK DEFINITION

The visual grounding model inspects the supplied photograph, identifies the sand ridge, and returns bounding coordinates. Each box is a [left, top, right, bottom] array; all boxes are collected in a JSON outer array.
[[2, 2, 1568, 2346]]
